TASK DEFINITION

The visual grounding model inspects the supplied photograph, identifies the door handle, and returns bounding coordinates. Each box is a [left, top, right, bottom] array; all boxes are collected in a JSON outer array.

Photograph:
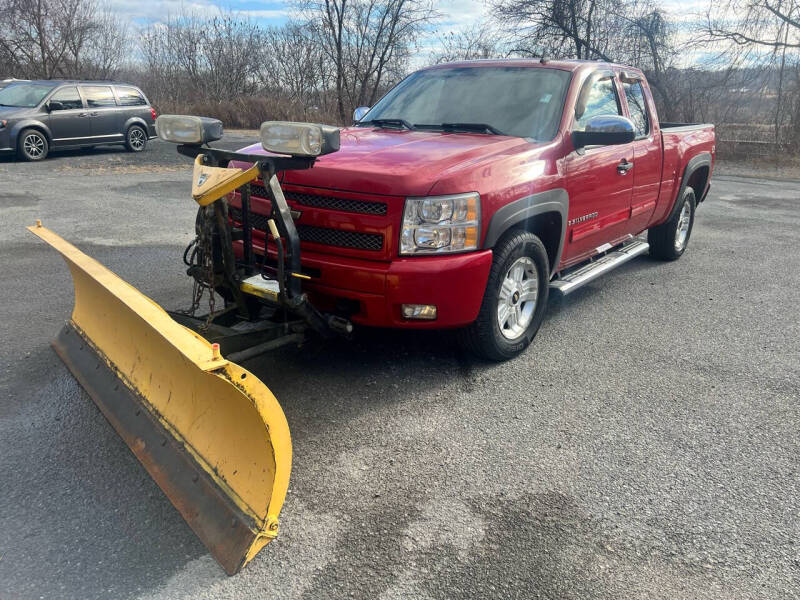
[[617, 160, 634, 174], [89, 111, 99, 117], [78, 112, 88, 117]]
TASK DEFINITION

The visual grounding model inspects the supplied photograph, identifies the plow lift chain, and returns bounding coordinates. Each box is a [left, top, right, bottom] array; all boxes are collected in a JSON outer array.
[[170, 145, 353, 363]]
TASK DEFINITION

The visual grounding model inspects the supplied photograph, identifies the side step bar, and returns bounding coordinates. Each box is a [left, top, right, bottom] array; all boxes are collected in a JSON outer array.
[[550, 239, 650, 295]]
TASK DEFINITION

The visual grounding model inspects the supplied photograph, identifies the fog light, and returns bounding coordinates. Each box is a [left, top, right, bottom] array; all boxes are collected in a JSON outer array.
[[401, 304, 437, 320]]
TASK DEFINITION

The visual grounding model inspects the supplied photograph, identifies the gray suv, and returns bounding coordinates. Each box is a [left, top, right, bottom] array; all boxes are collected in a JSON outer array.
[[0, 80, 157, 161]]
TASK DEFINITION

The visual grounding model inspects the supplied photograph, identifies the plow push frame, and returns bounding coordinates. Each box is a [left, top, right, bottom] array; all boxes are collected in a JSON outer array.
[[28, 117, 352, 575]]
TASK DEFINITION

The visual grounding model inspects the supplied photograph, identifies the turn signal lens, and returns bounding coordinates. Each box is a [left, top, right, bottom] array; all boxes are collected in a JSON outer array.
[[400, 192, 480, 255]]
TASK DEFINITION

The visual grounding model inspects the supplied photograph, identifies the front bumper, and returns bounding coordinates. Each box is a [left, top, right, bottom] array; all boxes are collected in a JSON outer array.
[[242, 242, 494, 328], [0, 127, 13, 153]]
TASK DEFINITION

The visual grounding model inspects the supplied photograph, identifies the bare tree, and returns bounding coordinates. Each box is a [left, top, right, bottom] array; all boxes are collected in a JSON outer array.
[[296, 0, 438, 121], [430, 23, 505, 63], [0, 0, 126, 79]]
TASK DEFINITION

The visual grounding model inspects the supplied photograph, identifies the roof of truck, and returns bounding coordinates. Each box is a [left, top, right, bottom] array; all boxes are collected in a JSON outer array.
[[423, 58, 633, 73]]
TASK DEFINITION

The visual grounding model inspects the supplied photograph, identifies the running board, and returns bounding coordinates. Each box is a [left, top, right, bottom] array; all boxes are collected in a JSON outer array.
[[550, 240, 650, 295]]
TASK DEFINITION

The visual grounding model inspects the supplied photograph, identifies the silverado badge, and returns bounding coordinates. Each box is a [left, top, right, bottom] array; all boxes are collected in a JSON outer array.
[[568, 211, 599, 226]]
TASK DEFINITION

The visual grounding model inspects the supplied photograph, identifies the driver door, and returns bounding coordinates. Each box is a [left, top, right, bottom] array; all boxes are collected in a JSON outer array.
[[46, 86, 91, 146], [562, 72, 635, 267]]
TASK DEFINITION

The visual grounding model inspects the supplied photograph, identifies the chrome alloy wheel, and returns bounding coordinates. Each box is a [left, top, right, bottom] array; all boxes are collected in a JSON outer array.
[[497, 256, 539, 340], [24, 133, 45, 158], [129, 128, 146, 150], [674, 199, 691, 251]]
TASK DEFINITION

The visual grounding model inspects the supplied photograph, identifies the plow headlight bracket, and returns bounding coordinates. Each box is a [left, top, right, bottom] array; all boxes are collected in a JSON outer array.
[[260, 121, 340, 157], [156, 114, 223, 145], [400, 192, 481, 255]]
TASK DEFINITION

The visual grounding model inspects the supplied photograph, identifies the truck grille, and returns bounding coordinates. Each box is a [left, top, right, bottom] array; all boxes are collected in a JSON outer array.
[[295, 225, 384, 251], [248, 182, 387, 216], [230, 207, 384, 252]]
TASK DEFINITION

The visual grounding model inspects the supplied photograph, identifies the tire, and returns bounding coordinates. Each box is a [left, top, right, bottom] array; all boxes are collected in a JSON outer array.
[[17, 129, 49, 161], [125, 125, 147, 152], [648, 186, 696, 260], [459, 230, 550, 361]]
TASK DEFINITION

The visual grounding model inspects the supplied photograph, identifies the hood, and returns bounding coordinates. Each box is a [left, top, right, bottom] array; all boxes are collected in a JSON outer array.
[[237, 127, 531, 196], [0, 106, 30, 119]]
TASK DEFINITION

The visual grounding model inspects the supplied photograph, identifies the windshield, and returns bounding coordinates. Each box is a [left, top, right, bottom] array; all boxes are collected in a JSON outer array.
[[0, 83, 56, 107], [361, 66, 572, 140]]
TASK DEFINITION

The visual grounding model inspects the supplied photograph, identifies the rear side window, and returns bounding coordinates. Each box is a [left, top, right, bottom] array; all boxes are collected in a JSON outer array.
[[575, 78, 621, 131], [116, 86, 146, 106], [81, 86, 117, 107], [49, 86, 83, 110], [623, 81, 649, 137]]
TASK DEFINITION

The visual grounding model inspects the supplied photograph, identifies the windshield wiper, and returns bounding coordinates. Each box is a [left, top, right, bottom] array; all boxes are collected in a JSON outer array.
[[362, 118, 414, 130], [415, 122, 505, 135]]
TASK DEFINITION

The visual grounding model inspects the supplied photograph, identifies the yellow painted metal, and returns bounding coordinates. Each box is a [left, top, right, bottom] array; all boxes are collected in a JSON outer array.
[[192, 154, 261, 206], [241, 280, 280, 302], [27, 223, 292, 570]]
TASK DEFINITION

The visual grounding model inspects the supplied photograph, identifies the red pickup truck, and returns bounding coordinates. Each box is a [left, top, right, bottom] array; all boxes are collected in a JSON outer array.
[[231, 59, 714, 360]]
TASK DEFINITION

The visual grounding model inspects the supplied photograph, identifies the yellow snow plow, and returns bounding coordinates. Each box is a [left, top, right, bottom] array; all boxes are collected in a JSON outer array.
[[29, 116, 348, 574]]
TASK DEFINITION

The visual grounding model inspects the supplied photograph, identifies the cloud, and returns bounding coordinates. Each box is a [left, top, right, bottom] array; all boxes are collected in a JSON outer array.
[[105, 0, 288, 24]]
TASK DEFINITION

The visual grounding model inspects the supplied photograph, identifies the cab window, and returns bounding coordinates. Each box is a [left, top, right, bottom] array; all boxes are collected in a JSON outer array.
[[623, 81, 649, 137], [49, 86, 83, 110], [116, 86, 146, 106], [81, 86, 117, 107], [574, 78, 621, 131]]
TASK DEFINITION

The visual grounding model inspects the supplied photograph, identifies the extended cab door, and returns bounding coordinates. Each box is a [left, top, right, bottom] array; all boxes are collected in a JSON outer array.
[[46, 85, 91, 146], [562, 71, 635, 266], [620, 73, 661, 232], [79, 85, 125, 143]]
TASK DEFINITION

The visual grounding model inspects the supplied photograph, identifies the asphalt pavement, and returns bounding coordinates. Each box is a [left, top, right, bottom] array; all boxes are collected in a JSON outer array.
[[0, 137, 798, 599]]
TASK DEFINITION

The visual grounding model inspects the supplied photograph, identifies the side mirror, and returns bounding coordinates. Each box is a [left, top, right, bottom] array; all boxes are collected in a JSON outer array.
[[47, 101, 64, 112], [572, 115, 635, 152], [353, 106, 369, 123]]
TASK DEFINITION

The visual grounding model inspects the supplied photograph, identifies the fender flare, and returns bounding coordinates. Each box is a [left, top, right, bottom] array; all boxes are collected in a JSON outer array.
[[123, 116, 149, 136], [482, 188, 569, 275], [667, 151, 712, 222], [10, 119, 52, 147]]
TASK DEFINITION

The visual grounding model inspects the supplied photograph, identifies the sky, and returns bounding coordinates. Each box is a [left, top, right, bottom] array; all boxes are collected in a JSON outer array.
[[108, 0, 718, 66], [109, 0, 706, 33]]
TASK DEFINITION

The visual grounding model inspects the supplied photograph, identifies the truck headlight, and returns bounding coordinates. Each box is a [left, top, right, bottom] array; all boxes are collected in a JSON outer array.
[[155, 115, 223, 145], [260, 121, 340, 157], [400, 192, 480, 255]]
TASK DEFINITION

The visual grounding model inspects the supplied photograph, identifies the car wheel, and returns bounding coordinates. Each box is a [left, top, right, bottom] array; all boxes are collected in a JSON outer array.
[[648, 186, 696, 261], [17, 129, 49, 161], [125, 125, 147, 152], [459, 230, 550, 361]]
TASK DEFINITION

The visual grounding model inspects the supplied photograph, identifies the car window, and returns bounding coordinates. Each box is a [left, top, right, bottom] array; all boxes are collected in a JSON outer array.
[[116, 86, 146, 106], [623, 81, 649, 137], [49, 86, 83, 110], [0, 83, 56, 107], [361, 66, 572, 141], [574, 78, 621, 131], [81, 86, 117, 107]]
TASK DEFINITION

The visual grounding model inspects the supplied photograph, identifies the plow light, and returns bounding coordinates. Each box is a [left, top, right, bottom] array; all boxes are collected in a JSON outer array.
[[155, 115, 223, 145], [260, 121, 340, 157]]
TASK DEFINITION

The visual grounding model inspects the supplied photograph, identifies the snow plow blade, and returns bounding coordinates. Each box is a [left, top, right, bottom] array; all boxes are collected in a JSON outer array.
[[28, 224, 291, 575]]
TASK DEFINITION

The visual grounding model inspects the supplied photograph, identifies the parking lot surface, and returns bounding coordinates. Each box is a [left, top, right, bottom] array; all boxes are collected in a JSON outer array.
[[1, 139, 798, 599]]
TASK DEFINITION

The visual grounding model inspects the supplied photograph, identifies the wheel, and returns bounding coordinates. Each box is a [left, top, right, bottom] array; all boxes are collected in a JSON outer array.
[[17, 129, 49, 161], [125, 125, 147, 152], [459, 230, 550, 361], [648, 186, 696, 260]]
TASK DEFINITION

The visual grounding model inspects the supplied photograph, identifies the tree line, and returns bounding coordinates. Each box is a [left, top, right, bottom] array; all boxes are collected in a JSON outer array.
[[1, 0, 798, 150]]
